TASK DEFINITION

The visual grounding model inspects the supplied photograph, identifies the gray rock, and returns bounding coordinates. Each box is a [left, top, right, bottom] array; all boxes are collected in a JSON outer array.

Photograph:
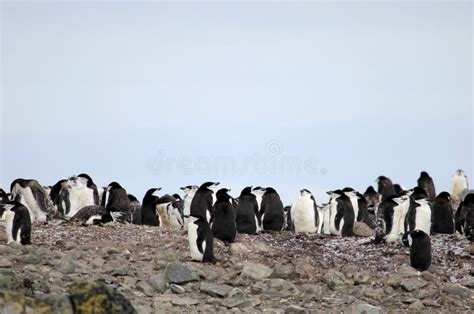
[[265, 278, 297, 295], [353, 271, 370, 285], [55, 256, 77, 274], [443, 284, 474, 299], [386, 274, 401, 288], [171, 296, 200, 306], [34, 293, 74, 314], [400, 277, 428, 292], [285, 304, 305, 313], [271, 264, 295, 279], [0, 257, 13, 268], [398, 265, 419, 278], [165, 264, 200, 284], [90, 257, 105, 268], [170, 283, 185, 294], [323, 270, 354, 291], [353, 222, 375, 237], [362, 288, 384, 301], [353, 303, 383, 314], [200, 282, 234, 298], [136, 281, 155, 297], [241, 263, 273, 281], [147, 273, 167, 293], [301, 284, 323, 301], [408, 299, 425, 311]]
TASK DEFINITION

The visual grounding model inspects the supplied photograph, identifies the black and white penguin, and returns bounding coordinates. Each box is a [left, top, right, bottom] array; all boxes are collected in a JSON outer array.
[[318, 203, 331, 234], [251, 186, 265, 231], [363, 186, 380, 215], [128, 194, 142, 224], [181, 185, 199, 218], [375, 193, 410, 243], [60, 176, 97, 218], [69, 205, 111, 225], [190, 182, 220, 223], [154, 194, 177, 226], [235, 186, 260, 235], [102, 182, 131, 223], [403, 189, 431, 246], [328, 190, 355, 237], [211, 188, 237, 243], [0, 201, 32, 245], [167, 199, 184, 227], [450, 169, 469, 210], [283, 205, 294, 231], [342, 188, 360, 223], [394, 184, 404, 195], [141, 188, 161, 226], [0, 189, 9, 204], [172, 194, 182, 201], [457, 193, 474, 241], [77, 173, 100, 205], [186, 215, 216, 263], [10, 178, 54, 222], [49, 179, 66, 210], [260, 187, 284, 231], [355, 192, 377, 229], [376, 176, 396, 201], [431, 192, 454, 234], [409, 230, 431, 271], [417, 171, 436, 201], [290, 189, 318, 233]]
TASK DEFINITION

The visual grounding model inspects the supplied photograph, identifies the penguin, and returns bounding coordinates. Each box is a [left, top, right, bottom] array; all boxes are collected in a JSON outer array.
[[211, 188, 237, 243], [172, 194, 182, 201], [283, 205, 294, 231], [49, 179, 66, 210], [235, 186, 260, 235], [181, 185, 199, 217], [403, 189, 431, 246], [10, 178, 54, 222], [141, 188, 161, 226], [60, 176, 97, 219], [376, 194, 410, 243], [431, 192, 455, 234], [374, 195, 397, 243], [186, 215, 217, 263], [290, 189, 318, 233], [98, 187, 107, 206], [0, 201, 32, 245], [69, 205, 111, 225], [342, 188, 360, 222], [102, 182, 131, 223], [450, 169, 469, 210], [260, 187, 284, 231], [128, 194, 142, 224], [156, 194, 178, 226], [251, 186, 265, 231], [363, 186, 380, 215], [190, 182, 220, 223], [393, 184, 404, 195], [77, 173, 100, 205], [327, 190, 355, 237], [167, 200, 184, 227], [0, 189, 9, 204], [376, 176, 396, 201], [356, 192, 377, 229], [417, 171, 436, 201], [457, 193, 474, 241], [409, 230, 431, 271], [319, 203, 331, 234]]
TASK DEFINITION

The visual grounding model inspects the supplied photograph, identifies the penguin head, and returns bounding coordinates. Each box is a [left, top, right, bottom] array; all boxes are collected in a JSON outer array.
[[454, 169, 465, 177], [414, 198, 430, 207], [364, 186, 376, 194], [299, 189, 312, 197], [411, 229, 429, 240], [394, 184, 404, 195], [342, 187, 355, 192], [127, 194, 139, 202], [77, 173, 94, 184], [200, 182, 220, 192], [376, 176, 393, 191], [410, 187, 428, 201], [152, 188, 162, 197], [172, 193, 182, 201], [180, 185, 194, 193], [264, 187, 278, 195], [327, 189, 343, 199], [464, 193, 474, 206], [107, 182, 123, 191], [436, 191, 451, 201], [184, 215, 200, 225], [419, 171, 430, 178], [216, 188, 231, 200]]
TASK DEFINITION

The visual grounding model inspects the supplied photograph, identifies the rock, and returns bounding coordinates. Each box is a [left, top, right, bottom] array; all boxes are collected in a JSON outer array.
[[421, 271, 438, 282], [165, 264, 200, 284], [464, 244, 474, 255], [461, 279, 474, 289], [0, 258, 13, 268], [353, 222, 375, 237], [170, 283, 185, 294], [171, 296, 200, 306], [323, 270, 354, 291], [90, 257, 105, 268], [136, 281, 155, 297], [444, 284, 474, 299], [397, 265, 419, 278], [285, 304, 305, 313], [400, 277, 428, 292], [408, 299, 425, 311], [362, 288, 384, 301], [55, 257, 77, 274], [250, 281, 267, 294], [386, 274, 401, 288], [68, 280, 136, 313], [200, 282, 234, 298], [33, 293, 74, 314], [301, 284, 323, 301], [353, 303, 383, 314], [271, 264, 295, 279], [230, 243, 251, 256], [147, 273, 167, 294], [265, 278, 297, 295], [241, 263, 273, 281], [353, 271, 370, 285]]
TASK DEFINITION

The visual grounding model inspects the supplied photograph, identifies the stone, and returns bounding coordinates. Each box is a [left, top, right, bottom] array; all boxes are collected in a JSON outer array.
[[171, 296, 200, 306], [353, 222, 375, 237], [55, 256, 77, 274], [386, 274, 401, 288], [444, 284, 474, 299], [397, 265, 419, 278], [165, 264, 200, 284], [136, 281, 155, 297], [90, 257, 105, 268], [353, 271, 370, 285], [241, 263, 273, 281], [147, 273, 167, 294], [68, 280, 136, 313], [323, 270, 354, 291], [271, 264, 295, 279], [353, 303, 383, 314], [200, 282, 234, 298], [33, 293, 74, 314], [170, 283, 185, 294], [285, 304, 305, 313], [265, 278, 297, 295], [362, 288, 384, 301], [408, 300, 425, 311], [0, 258, 13, 268], [301, 284, 323, 301], [400, 277, 428, 292]]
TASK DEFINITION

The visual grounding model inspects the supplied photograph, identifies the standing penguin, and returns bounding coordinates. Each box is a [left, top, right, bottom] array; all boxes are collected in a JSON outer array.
[[458, 193, 474, 241], [451, 169, 469, 210], [167, 199, 184, 227], [211, 188, 237, 243], [186, 215, 217, 263], [0, 201, 32, 245], [363, 186, 380, 215], [376, 176, 396, 201], [409, 230, 431, 271], [235, 187, 260, 235], [102, 182, 131, 222], [290, 189, 318, 233], [190, 182, 220, 223], [251, 187, 265, 230], [77, 174, 100, 205], [128, 194, 142, 224], [356, 192, 377, 229], [417, 171, 436, 201], [328, 190, 355, 237], [155, 194, 177, 226], [10, 179, 54, 222], [60, 176, 97, 219], [403, 190, 431, 246], [49, 179, 66, 210], [260, 187, 284, 231], [431, 192, 454, 234], [141, 188, 161, 226], [181, 185, 198, 218], [283, 205, 294, 231]]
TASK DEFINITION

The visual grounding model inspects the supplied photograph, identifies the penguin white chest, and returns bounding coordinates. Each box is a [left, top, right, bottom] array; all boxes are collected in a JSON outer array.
[[415, 204, 431, 236], [188, 222, 205, 262], [292, 199, 316, 233]]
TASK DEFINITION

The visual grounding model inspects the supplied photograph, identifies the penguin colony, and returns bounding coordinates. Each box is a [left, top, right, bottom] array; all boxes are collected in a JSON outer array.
[[0, 170, 472, 272]]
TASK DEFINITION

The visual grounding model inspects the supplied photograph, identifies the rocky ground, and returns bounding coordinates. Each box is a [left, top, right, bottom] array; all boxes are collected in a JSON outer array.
[[0, 222, 473, 313]]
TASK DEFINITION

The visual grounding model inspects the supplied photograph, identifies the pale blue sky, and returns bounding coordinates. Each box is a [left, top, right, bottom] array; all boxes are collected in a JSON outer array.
[[1, 1, 472, 204]]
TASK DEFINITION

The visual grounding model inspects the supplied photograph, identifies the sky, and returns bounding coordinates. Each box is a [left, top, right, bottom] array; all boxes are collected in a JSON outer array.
[[1, 1, 473, 205]]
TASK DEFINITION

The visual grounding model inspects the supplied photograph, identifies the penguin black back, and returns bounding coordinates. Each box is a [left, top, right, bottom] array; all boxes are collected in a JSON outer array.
[[432, 192, 454, 234], [49, 179, 66, 207], [261, 187, 284, 231], [235, 187, 259, 235], [104, 182, 131, 222], [462, 193, 474, 241], [1, 201, 32, 245], [334, 193, 355, 237], [377, 176, 396, 201], [141, 188, 161, 226], [363, 186, 380, 214], [417, 171, 436, 201], [356, 192, 376, 229], [190, 182, 219, 222], [409, 230, 431, 271], [212, 188, 236, 243]]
